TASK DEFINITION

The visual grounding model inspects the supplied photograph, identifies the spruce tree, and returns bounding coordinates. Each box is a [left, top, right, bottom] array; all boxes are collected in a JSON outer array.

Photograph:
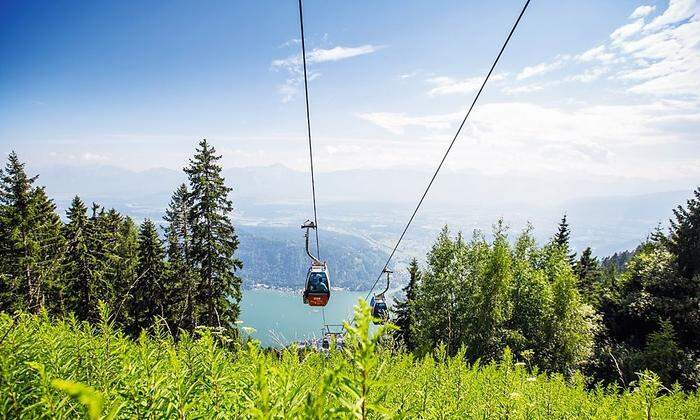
[[553, 213, 576, 265], [0, 152, 62, 313], [31, 187, 65, 314], [393, 258, 420, 350], [111, 216, 139, 327], [185, 140, 242, 328], [61, 196, 96, 320], [575, 247, 600, 305], [97, 208, 125, 309], [163, 184, 197, 332], [669, 187, 700, 280], [128, 219, 166, 335]]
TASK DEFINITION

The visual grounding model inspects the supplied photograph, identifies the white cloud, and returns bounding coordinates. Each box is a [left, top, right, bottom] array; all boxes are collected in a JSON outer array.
[[271, 44, 384, 102], [353, 1, 700, 181], [614, 12, 700, 96], [356, 111, 462, 134], [567, 67, 608, 83], [398, 70, 421, 80], [611, 19, 645, 41], [645, 0, 698, 30], [575, 45, 615, 62], [501, 82, 550, 95], [630, 5, 656, 19], [426, 74, 505, 96], [356, 100, 700, 179], [516, 56, 568, 80], [513, 0, 700, 97], [271, 45, 383, 69]]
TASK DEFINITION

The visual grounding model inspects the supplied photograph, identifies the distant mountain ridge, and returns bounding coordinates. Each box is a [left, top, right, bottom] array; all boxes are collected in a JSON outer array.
[[28, 163, 697, 259]]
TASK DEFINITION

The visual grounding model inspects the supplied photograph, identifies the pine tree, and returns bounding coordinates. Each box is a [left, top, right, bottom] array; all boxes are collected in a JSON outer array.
[[669, 187, 700, 280], [111, 216, 140, 328], [575, 247, 600, 305], [185, 140, 242, 328], [61, 196, 96, 320], [31, 187, 65, 314], [553, 213, 576, 265], [0, 152, 62, 313], [98, 209, 125, 308], [0, 152, 38, 311], [392, 258, 420, 350], [127, 219, 166, 335], [163, 184, 197, 332]]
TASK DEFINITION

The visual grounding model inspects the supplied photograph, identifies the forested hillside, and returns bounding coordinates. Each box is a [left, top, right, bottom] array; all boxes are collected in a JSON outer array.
[[237, 226, 387, 290]]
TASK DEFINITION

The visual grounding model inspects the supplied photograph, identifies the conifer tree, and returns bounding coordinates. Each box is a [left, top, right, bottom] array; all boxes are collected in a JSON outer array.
[[31, 187, 65, 313], [112, 216, 139, 327], [127, 219, 166, 335], [0, 152, 62, 313], [0, 152, 39, 311], [77, 203, 114, 320], [575, 247, 601, 305], [669, 187, 700, 280], [185, 140, 242, 328], [553, 213, 576, 265], [61, 196, 96, 320], [97, 208, 125, 308], [392, 258, 420, 350], [163, 184, 197, 332]]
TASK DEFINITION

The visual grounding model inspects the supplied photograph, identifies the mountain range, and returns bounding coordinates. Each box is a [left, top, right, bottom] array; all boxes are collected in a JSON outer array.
[[26, 163, 697, 287]]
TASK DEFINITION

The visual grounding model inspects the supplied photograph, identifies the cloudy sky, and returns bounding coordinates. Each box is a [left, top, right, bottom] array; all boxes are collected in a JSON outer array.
[[1, 0, 699, 190]]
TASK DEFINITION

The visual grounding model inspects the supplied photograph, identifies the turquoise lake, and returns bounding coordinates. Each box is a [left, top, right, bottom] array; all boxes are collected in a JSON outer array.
[[239, 289, 370, 347]]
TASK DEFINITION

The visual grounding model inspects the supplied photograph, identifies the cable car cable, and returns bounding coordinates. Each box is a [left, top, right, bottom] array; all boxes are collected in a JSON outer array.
[[298, 0, 321, 258], [363, 0, 532, 303]]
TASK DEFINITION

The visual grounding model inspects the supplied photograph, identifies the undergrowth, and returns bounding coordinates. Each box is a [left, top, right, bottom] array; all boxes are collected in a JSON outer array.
[[0, 301, 698, 419]]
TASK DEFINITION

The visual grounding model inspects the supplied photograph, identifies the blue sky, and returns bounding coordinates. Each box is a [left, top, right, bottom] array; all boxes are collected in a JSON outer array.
[[1, 0, 699, 188]]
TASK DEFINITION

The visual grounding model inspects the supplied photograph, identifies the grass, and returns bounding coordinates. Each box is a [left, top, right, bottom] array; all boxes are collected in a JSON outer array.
[[1, 301, 698, 419]]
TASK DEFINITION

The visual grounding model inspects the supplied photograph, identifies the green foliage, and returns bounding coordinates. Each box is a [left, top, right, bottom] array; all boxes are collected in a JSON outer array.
[[412, 223, 596, 373], [592, 187, 700, 389], [0, 152, 63, 314], [669, 187, 700, 281], [51, 379, 105, 420], [1, 308, 698, 418], [126, 219, 167, 335]]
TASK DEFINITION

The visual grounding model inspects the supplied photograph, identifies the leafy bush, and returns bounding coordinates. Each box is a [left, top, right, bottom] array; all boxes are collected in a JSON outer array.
[[1, 303, 698, 419], [411, 224, 597, 373]]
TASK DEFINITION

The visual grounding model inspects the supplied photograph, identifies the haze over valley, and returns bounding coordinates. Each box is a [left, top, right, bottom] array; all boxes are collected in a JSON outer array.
[[26, 162, 694, 289]]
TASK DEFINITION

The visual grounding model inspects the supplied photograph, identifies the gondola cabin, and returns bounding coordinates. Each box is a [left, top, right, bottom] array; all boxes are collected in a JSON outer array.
[[370, 295, 388, 323], [303, 262, 330, 307]]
